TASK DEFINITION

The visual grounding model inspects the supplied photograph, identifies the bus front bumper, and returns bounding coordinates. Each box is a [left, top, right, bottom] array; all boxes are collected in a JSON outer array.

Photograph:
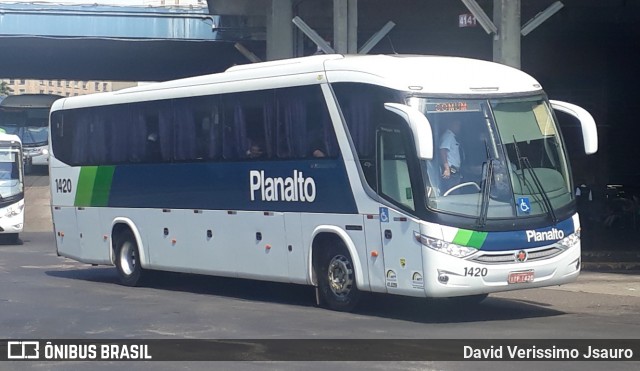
[[26, 152, 49, 166], [0, 202, 25, 234], [423, 242, 581, 298]]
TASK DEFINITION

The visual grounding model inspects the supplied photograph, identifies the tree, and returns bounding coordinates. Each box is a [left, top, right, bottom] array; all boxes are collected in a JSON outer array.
[[0, 81, 13, 96]]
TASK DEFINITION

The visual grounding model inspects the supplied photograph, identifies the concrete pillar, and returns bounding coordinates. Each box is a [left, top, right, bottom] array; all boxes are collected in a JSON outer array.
[[267, 0, 294, 60], [334, 0, 357, 54], [493, 0, 521, 69], [348, 0, 358, 53]]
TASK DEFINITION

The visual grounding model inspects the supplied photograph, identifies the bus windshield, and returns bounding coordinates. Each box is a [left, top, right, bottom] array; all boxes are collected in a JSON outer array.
[[0, 109, 49, 146], [410, 95, 572, 221], [0, 149, 23, 198]]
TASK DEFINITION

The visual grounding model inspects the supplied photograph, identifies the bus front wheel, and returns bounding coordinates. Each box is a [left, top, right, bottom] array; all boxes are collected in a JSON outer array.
[[317, 245, 361, 312], [114, 231, 145, 287]]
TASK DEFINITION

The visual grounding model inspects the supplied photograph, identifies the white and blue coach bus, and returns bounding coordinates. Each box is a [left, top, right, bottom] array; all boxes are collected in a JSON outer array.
[[0, 94, 61, 171], [0, 133, 25, 244], [49, 55, 597, 311]]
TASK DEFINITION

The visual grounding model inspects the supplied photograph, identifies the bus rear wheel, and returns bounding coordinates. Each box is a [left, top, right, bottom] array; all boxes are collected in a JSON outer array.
[[114, 230, 145, 287], [317, 245, 361, 312]]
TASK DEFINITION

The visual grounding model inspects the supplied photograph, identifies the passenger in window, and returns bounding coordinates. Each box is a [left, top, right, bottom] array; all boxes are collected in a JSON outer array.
[[246, 139, 266, 159], [146, 131, 161, 161], [309, 135, 327, 158]]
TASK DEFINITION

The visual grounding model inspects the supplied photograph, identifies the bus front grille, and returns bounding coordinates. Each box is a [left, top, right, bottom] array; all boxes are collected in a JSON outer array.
[[469, 246, 564, 264]]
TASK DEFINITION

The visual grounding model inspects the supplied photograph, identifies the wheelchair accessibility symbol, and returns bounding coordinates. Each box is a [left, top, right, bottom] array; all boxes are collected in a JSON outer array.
[[517, 197, 531, 214], [380, 207, 390, 223]]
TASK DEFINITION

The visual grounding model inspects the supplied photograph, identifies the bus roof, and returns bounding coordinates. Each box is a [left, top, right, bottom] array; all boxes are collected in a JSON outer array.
[[0, 94, 62, 109], [323, 54, 542, 95], [51, 54, 543, 111]]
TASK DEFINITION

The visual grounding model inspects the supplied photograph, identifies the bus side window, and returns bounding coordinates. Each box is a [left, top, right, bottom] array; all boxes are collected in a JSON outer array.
[[173, 98, 197, 162], [275, 85, 338, 160]]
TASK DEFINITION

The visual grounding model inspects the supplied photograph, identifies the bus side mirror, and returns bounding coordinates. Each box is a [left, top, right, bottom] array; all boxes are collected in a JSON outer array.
[[383, 103, 433, 160], [550, 100, 598, 155]]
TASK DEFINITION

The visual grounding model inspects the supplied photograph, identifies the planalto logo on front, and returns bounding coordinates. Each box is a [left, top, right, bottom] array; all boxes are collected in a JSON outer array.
[[249, 170, 316, 202], [525, 228, 564, 242]]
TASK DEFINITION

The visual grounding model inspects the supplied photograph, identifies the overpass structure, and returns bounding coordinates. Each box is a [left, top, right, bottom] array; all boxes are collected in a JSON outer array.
[[0, 2, 262, 81], [0, 0, 578, 81]]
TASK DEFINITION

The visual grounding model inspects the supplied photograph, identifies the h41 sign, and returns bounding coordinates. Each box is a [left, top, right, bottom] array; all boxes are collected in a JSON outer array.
[[459, 13, 478, 28]]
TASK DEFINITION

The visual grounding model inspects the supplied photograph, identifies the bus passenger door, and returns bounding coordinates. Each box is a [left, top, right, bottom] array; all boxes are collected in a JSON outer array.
[[363, 213, 385, 293], [377, 127, 425, 297]]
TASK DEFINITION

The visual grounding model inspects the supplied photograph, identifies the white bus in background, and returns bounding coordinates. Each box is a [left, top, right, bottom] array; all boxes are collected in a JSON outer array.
[[0, 94, 62, 172], [0, 133, 25, 244], [48, 54, 597, 312]]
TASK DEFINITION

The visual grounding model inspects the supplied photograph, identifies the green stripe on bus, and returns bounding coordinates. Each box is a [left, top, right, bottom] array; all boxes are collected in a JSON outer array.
[[467, 231, 488, 249], [91, 166, 115, 207], [74, 167, 98, 207], [452, 229, 473, 246]]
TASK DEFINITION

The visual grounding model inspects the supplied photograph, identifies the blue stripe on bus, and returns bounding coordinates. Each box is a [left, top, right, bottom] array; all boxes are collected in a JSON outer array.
[[107, 159, 358, 214]]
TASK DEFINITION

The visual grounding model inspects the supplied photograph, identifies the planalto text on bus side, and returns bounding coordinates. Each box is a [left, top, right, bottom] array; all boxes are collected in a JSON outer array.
[[249, 170, 316, 202]]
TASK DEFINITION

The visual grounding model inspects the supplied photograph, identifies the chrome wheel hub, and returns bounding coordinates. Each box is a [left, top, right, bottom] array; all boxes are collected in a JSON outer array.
[[120, 241, 137, 276], [328, 255, 353, 297]]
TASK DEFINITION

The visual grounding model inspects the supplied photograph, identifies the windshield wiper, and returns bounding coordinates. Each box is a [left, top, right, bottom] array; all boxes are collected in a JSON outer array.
[[476, 140, 494, 229], [512, 138, 558, 224]]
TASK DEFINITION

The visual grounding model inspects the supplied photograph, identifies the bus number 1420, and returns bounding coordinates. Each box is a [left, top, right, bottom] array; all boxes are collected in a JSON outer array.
[[55, 178, 73, 193], [464, 267, 488, 277]]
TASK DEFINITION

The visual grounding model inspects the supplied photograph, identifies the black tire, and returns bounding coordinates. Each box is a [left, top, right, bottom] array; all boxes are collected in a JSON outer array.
[[317, 244, 361, 312], [24, 160, 32, 175], [114, 230, 145, 287], [3, 233, 20, 245]]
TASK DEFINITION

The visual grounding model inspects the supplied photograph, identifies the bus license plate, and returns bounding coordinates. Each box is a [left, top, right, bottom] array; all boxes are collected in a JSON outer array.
[[508, 270, 534, 284]]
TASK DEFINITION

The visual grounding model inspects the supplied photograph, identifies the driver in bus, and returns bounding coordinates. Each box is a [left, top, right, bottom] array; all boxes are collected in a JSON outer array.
[[439, 120, 463, 194]]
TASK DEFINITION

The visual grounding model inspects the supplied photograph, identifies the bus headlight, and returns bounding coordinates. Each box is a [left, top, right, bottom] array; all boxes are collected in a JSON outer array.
[[558, 229, 580, 249], [5, 203, 24, 217], [414, 232, 477, 258]]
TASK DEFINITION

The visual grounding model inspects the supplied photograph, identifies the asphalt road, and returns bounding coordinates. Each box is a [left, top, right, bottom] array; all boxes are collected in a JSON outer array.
[[0, 172, 637, 370]]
